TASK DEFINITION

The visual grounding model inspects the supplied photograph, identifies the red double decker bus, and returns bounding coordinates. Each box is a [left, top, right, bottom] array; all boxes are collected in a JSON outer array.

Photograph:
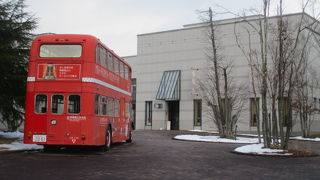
[[24, 34, 132, 150]]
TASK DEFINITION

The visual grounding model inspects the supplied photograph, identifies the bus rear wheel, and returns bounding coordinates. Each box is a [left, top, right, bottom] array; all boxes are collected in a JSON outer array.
[[126, 130, 132, 143], [104, 127, 112, 151]]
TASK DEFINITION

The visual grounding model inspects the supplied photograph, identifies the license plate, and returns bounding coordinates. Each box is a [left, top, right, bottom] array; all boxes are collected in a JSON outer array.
[[32, 135, 47, 142]]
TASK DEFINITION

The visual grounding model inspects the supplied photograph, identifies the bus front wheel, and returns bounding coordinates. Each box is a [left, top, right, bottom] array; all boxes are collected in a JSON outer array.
[[104, 127, 112, 151]]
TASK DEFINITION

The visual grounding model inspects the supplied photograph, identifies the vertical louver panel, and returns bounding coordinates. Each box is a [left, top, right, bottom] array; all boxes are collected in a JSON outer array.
[[156, 70, 181, 100]]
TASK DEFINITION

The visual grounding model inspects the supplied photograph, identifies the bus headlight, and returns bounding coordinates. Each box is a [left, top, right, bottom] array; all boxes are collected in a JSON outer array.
[[51, 120, 57, 125]]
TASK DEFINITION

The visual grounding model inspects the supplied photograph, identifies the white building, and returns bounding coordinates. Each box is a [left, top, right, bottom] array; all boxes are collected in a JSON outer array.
[[124, 13, 320, 133]]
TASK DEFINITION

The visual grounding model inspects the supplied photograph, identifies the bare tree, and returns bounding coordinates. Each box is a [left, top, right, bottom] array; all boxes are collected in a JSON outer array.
[[233, 0, 318, 149], [198, 8, 246, 139]]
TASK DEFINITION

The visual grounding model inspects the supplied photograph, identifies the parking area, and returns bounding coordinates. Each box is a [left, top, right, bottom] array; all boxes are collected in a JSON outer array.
[[0, 130, 319, 180]]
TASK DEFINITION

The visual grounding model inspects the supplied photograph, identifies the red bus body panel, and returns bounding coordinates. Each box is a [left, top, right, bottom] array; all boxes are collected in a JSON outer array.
[[24, 34, 132, 146]]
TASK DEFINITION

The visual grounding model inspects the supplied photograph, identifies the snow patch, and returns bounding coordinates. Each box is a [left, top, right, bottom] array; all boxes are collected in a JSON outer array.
[[0, 131, 23, 139], [188, 129, 219, 133], [0, 142, 43, 151], [234, 144, 293, 156], [0, 131, 43, 151], [174, 134, 259, 144], [291, 136, 320, 142]]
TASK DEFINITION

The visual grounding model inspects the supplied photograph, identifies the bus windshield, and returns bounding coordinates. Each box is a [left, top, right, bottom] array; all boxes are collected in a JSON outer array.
[[40, 44, 82, 58]]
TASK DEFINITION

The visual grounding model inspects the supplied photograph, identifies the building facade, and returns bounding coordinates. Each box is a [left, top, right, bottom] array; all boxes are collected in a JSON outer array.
[[124, 13, 320, 133]]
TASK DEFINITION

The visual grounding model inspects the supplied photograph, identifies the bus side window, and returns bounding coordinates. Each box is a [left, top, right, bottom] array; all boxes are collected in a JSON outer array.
[[114, 57, 119, 75], [100, 46, 107, 68], [124, 65, 129, 80], [95, 94, 99, 115], [126, 102, 130, 118], [100, 96, 107, 115], [35, 94, 47, 114], [114, 99, 119, 117], [120, 61, 124, 78], [68, 95, 80, 114], [107, 98, 114, 117], [52, 95, 64, 114], [95, 45, 100, 64], [107, 52, 113, 71]]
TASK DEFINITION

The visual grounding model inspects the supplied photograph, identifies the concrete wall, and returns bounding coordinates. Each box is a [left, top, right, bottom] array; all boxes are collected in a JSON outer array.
[[124, 13, 320, 134]]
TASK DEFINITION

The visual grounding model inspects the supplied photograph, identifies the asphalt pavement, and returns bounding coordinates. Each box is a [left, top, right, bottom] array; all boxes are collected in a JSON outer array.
[[0, 130, 319, 180]]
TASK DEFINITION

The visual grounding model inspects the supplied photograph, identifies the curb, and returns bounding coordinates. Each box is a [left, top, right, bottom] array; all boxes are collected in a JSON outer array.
[[231, 150, 318, 158], [172, 137, 258, 144]]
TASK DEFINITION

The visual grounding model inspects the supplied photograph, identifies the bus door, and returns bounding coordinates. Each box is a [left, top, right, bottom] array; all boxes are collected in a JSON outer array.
[[64, 94, 82, 145], [46, 94, 66, 144], [33, 94, 49, 143]]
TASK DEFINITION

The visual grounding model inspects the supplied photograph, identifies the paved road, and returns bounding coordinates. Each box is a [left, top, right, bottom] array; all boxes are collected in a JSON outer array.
[[0, 130, 319, 180]]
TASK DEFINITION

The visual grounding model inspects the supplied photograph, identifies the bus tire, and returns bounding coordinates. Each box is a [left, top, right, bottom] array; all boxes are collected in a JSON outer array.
[[126, 130, 132, 143], [104, 127, 112, 151]]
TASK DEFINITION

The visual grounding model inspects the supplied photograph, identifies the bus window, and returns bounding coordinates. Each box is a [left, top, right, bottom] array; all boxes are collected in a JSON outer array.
[[95, 45, 100, 64], [124, 65, 129, 80], [40, 44, 82, 58], [100, 46, 107, 68], [126, 102, 130, 118], [115, 99, 119, 117], [107, 98, 114, 117], [68, 95, 80, 114], [52, 95, 64, 114], [114, 57, 119, 75], [120, 61, 124, 78], [100, 96, 107, 115], [35, 94, 47, 114], [95, 94, 99, 115], [107, 52, 113, 71]]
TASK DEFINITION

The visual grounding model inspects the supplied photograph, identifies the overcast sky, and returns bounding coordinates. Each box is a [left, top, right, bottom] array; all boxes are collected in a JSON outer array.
[[25, 0, 311, 56]]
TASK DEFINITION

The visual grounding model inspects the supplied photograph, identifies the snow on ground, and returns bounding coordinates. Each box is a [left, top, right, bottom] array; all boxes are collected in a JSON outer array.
[[174, 134, 259, 144], [234, 143, 293, 156], [188, 129, 219, 134], [0, 131, 23, 139], [0, 131, 43, 151], [238, 133, 259, 137], [291, 136, 320, 142], [0, 142, 43, 151]]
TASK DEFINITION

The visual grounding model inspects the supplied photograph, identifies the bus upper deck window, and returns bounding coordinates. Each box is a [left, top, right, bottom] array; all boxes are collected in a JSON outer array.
[[52, 95, 64, 114], [35, 94, 47, 114], [68, 95, 80, 114], [40, 44, 82, 58]]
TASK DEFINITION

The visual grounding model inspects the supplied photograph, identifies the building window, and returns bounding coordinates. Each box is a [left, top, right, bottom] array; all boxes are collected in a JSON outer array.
[[35, 94, 47, 114], [278, 97, 289, 126], [194, 99, 202, 126], [100, 96, 107, 115], [250, 98, 259, 127], [68, 95, 80, 114], [145, 101, 152, 126], [52, 95, 64, 114]]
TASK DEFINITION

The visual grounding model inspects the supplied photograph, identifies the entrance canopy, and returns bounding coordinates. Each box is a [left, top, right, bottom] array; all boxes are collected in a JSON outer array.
[[156, 70, 180, 100]]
